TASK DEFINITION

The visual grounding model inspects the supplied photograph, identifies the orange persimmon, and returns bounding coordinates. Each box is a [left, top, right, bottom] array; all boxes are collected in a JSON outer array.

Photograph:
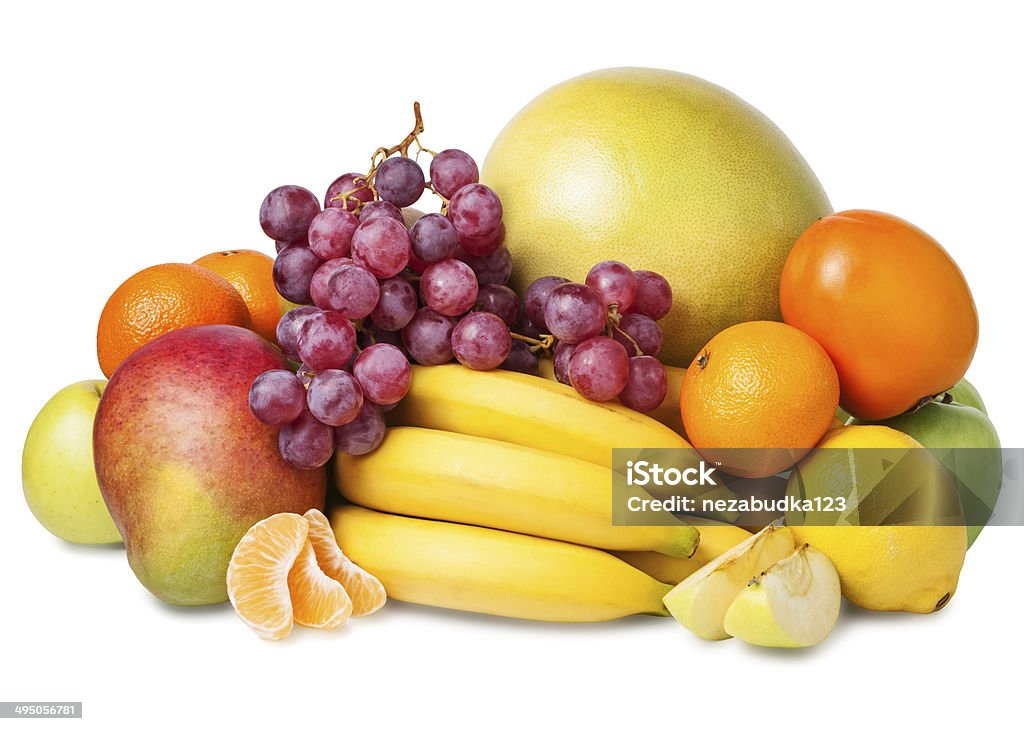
[[780, 210, 978, 421]]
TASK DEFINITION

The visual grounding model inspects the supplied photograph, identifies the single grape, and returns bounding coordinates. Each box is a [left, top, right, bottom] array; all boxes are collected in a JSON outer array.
[[249, 370, 306, 425], [273, 244, 323, 305], [619, 356, 667, 413], [359, 200, 404, 224], [568, 336, 629, 402], [260, 185, 320, 242], [297, 309, 356, 371], [586, 260, 637, 311], [307, 208, 358, 260], [626, 270, 673, 320], [451, 312, 512, 371], [325, 172, 374, 211], [455, 244, 512, 286], [552, 341, 576, 385], [353, 343, 412, 405], [306, 369, 364, 427], [333, 402, 386, 456], [371, 276, 418, 331], [524, 275, 570, 330], [309, 258, 353, 311], [448, 184, 502, 239], [499, 340, 539, 375], [402, 307, 457, 365], [429, 149, 479, 199], [410, 213, 459, 263], [351, 217, 411, 278], [279, 409, 335, 469], [375, 156, 425, 208], [474, 284, 519, 326], [544, 283, 607, 344], [420, 259, 479, 316], [323, 263, 380, 320], [276, 306, 319, 361], [458, 222, 505, 257], [612, 312, 663, 357]]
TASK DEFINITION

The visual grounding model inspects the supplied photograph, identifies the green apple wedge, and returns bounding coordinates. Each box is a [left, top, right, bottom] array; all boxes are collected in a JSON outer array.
[[723, 545, 841, 649], [662, 523, 794, 640], [852, 395, 1001, 547], [22, 380, 121, 544]]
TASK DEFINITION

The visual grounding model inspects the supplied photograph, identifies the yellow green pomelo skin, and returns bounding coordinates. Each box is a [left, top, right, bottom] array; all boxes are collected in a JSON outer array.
[[483, 68, 832, 366]]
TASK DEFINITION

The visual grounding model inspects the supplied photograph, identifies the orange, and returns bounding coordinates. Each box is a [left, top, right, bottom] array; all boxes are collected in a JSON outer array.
[[780, 210, 978, 420], [226, 513, 309, 641], [680, 321, 839, 478], [193, 249, 281, 344], [96, 263, 251, 377], [304, 509, 386, 616], [288, 540, 352, 630]]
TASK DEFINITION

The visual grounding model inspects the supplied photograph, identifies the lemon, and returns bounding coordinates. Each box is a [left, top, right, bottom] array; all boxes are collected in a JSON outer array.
[[483, 67, 831, 365], [787, 426, 967, 613]]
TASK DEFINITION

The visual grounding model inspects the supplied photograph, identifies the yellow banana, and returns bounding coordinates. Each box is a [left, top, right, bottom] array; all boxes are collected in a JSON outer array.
[[335, 426, 700, 557], [331, 505, 672, 622], [389, 364, 692, 469], [612, 520, 753, 584], [538, 358, 688, 438]]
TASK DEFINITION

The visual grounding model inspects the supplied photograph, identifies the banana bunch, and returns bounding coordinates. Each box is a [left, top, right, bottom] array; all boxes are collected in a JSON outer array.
[[334, 365, 749, 622]]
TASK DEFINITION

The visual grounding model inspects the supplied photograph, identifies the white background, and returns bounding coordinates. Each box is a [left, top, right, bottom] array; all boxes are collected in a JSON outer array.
[[2, 1, 1022, 728]]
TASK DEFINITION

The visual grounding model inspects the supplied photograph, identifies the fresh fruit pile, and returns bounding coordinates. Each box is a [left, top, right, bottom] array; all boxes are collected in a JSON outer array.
[[20, 69, 1003, 652]]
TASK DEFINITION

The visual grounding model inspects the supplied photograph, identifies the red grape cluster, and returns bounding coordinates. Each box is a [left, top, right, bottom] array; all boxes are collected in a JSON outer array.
[[249, 107, 526, 468], [524, 263, 673, 412]]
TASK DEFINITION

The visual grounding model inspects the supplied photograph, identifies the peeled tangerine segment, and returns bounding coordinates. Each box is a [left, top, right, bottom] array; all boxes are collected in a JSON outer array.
[[723, 545, 841, 648], [662, 523, 795, 640], [304, 509, 386, 616], [287, 540, 352, 630], [227, 513, 309, 641]]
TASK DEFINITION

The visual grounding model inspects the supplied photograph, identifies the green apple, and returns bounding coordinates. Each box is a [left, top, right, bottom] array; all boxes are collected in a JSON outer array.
[[852, 398, 1001, 547], [22, 380, 121, 544]]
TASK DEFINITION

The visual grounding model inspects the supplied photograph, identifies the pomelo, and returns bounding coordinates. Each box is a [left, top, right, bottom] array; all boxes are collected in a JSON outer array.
[[483, 67, 831, 365]]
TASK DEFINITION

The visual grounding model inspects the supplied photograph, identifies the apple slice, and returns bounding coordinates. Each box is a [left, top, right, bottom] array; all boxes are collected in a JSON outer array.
[[662, 523, 794, 640], [723, 545, 840, 648]]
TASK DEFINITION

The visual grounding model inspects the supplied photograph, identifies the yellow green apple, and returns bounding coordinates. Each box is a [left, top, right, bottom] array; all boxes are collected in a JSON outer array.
[[23, 380, 121, 544]]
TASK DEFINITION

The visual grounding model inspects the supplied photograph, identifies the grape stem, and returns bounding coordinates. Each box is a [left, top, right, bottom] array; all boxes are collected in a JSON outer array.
[[606, 306, 645, 356], [511, 331, 555, 354]]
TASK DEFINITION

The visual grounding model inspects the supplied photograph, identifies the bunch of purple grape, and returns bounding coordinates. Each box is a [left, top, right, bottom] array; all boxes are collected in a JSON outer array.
[[524, 263, 673, 412], [251, 138, 526, 468]]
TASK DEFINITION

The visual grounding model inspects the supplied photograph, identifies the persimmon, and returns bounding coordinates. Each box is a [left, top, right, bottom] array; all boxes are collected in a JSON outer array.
[[780, 210, 978, 421]]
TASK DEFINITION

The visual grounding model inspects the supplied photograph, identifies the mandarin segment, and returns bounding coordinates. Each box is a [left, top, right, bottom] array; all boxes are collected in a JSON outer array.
[[304, 509, 386, 616], [226, 513, 309, 641], [288, 540, 353, 629]]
